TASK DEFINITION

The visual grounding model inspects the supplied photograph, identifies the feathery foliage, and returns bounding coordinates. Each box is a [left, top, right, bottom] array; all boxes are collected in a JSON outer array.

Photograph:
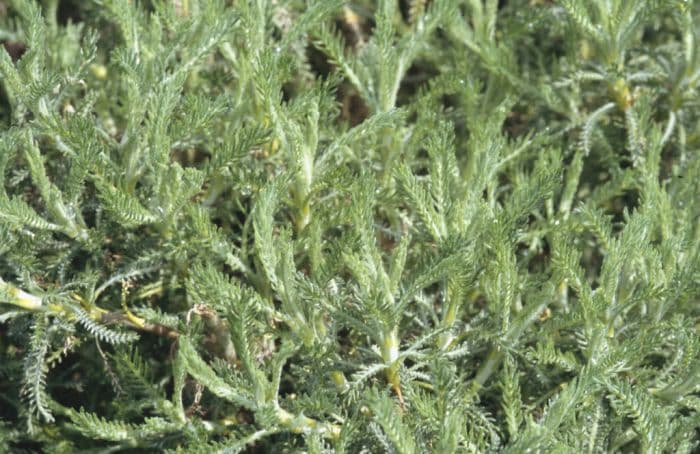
[[1, 0, 699, 451]]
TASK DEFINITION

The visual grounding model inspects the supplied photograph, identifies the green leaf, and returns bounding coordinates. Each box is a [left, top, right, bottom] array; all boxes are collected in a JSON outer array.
[[178, 336, 256, 409]]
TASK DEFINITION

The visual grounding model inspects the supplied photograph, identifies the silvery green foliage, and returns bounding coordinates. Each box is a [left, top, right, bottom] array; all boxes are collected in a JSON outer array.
[[1, 0, 699, 452]]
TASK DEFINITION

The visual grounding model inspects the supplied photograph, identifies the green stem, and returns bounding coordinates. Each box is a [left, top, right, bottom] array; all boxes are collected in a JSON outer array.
[[379, 128, 399, 187], [380, 328, 404, 402], [473, 349, 502, 389], [438, 277, 465, 349]]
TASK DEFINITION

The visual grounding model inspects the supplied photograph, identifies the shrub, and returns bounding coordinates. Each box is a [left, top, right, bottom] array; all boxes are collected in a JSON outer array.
[[1, 0, 699, 452]]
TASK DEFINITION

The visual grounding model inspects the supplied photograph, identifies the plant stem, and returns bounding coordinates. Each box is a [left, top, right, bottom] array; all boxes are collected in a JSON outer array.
[[473, 349, 502, 389], [0, 278, 178, 339], [0, 278, 46, 311], [381, 327, 404, 405]]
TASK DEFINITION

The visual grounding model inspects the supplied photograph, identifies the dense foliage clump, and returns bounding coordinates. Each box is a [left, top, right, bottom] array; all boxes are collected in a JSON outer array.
[[1, 0, 699, 452]]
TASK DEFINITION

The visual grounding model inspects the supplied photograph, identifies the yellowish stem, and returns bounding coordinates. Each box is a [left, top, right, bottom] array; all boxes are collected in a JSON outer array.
[[276, 407, 341, 440]]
